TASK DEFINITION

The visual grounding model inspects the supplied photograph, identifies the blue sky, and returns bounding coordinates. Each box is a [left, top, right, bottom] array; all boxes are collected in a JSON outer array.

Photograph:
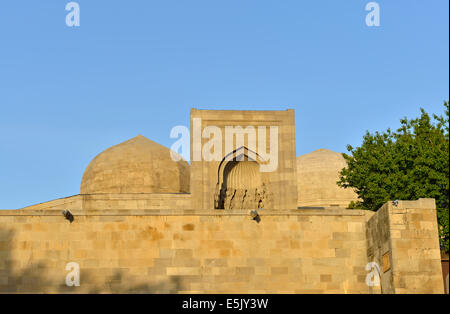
[[0, 0, 448, 209]]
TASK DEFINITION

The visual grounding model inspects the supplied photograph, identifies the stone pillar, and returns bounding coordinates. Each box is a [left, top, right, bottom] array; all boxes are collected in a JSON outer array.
[[366, 198, 445, 294]]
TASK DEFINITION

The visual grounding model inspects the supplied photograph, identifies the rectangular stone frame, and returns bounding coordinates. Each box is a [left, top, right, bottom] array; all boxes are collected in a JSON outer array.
[[190, 109, 298, 210]]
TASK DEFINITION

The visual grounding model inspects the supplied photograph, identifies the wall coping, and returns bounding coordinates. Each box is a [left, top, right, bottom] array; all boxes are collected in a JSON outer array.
[[1, 199, 435, 217], [0, 208, 367, 217]]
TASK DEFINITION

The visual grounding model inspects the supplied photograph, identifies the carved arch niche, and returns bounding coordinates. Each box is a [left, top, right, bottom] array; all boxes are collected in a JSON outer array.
[[214, 146, 271, 210]]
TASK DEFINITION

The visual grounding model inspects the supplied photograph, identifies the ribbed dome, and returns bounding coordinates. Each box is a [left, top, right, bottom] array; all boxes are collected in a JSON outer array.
[[225, 161, 262, 190], [81, 135, 190, 194], [297, 149, 358, 208]]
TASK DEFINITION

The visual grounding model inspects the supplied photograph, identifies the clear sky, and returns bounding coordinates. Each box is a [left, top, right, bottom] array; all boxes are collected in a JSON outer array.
[[0, 0, 448, 209]]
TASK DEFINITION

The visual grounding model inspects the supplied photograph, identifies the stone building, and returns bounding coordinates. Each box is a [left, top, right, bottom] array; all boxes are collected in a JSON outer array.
[[0, 109, 445, 293]]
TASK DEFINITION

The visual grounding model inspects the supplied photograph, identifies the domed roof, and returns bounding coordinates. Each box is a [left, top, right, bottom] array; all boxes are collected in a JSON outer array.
[[297, 149, 358, 208], [81, 135, 190, 194], [225, 161, 262, 190]]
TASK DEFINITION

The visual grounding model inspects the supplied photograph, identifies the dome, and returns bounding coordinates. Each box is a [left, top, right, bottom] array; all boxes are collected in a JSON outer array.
[[297, 149, 358, 208], [225, 161, 262, 190], [81, 135, 190, 194]]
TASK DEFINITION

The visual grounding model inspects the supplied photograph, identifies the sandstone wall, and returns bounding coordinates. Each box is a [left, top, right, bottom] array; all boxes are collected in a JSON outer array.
[[0, 209, 369, 293], [366, 202, 394, 293], [366, 199, 444, 294], [19, 194, 192, 211], [81, 194, 192, 210], [0, 199, 444, 294]]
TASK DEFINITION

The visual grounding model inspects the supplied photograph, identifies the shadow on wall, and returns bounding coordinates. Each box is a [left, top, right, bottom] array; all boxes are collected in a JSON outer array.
[[0, 228, 52, 293], [0, 227, 183, 293]]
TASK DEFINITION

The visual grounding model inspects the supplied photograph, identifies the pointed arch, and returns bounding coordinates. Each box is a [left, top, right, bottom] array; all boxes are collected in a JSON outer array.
[[214, 146, 268, 210]]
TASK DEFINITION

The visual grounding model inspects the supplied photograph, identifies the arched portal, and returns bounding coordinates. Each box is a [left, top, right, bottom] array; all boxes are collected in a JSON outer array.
[[214, 147, 269, 209]]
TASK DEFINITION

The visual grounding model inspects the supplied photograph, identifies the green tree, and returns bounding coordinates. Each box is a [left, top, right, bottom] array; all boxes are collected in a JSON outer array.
[[338, 102, 449, 252]]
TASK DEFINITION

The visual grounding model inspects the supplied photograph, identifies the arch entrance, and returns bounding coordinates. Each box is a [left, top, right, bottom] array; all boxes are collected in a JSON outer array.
[[214, 147, 269, 209]]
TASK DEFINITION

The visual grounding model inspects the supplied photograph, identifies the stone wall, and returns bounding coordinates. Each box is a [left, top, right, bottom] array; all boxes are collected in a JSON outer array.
[[366, 199, 444, 294], [81, 194, 191, 210], [0, 199, 444, 294], [19, 194, 192, 211], [0, 209, 369, 293], [366, 202, 394, 293], [389, 199, 444, 293]]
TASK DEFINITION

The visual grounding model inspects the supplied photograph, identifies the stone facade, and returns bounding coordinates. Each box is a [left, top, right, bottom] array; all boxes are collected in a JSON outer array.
[[0, 109, 445, 293], [365, 198, 444, 294], [0, 199, 443, 293], [190, 109, 298, 210], [0, 209, 366, 293]]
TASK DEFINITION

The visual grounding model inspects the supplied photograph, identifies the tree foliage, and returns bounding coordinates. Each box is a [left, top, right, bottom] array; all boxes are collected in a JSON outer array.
[[338, 102, 449, 252]]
